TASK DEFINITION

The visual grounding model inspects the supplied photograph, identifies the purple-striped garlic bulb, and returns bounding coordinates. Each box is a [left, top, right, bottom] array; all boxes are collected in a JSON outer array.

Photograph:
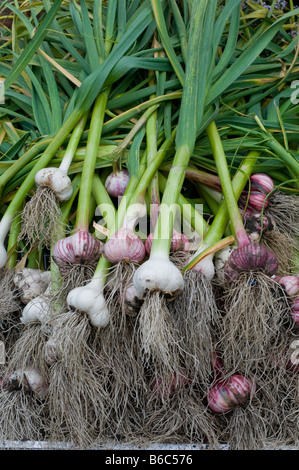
[[239, 173, 274, 212], [52, 230, 103, 273], [105, 169, 130, 198], [152, 370, 190, 400], [145, 230, 189, 256], [207, 374, 256, 414], [274, 275, 299, 297], [274, 276, 299, 328], [243, 212, 275, 243], [290, 298, 299, 327], [103, 227, 145, 263], [103, 203, 146, 264], [224, 243, 278, 282]]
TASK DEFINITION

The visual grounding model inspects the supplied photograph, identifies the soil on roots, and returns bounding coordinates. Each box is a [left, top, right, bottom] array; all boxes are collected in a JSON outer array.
[[18, 186, 63, 250]]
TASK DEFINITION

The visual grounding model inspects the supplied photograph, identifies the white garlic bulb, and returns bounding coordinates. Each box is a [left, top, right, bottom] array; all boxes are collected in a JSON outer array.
[[13, 268, 51, 304], [35, 167, 73, 202], [133, 253, 184, 297], [67, 277, 110, 328]]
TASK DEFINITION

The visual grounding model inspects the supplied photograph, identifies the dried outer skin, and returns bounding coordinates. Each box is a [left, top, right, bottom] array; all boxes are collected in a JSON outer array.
[[224, 243, 278, 282]]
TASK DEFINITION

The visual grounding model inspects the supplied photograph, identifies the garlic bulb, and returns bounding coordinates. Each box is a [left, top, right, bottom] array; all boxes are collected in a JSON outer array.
[[290, 298, 299, 327], [133, 254, 184, 298], [8, 366, 48, 399], [274, 275, 299, 297], [152, 370, 190, 400], [67, 277, 110, 328], [145, 230, 189, 256], [224, 243, 278, 282], [13, 268, 51, 304], [239, 173, 274, 212], [103, 227, 145, 263], [186, 243, 217, 281], [52, 230, 103, 273], [123, 283, 143, 314], [207, 374, 256, 414], [20, 288, 51, 325], [35, 167, 73, 202], [104, 169, 130, 198]]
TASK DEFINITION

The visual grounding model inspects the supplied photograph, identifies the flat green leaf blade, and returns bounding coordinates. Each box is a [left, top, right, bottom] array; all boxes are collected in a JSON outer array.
[[4, 0, 63, 91]]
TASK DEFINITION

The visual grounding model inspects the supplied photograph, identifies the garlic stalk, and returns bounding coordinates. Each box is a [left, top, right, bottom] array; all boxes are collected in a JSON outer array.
[[205, 121, 278, 281]]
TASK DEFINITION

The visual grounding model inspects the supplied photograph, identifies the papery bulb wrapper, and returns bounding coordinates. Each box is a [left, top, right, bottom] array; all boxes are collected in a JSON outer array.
[[13, 268, 51, 304]]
